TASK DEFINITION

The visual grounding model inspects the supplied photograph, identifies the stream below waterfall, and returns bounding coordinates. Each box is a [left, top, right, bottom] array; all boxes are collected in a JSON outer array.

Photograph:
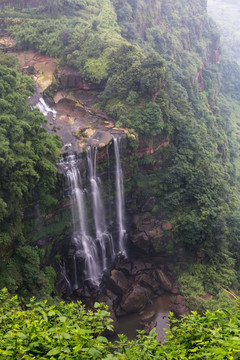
[[115, 294, 172, 342]]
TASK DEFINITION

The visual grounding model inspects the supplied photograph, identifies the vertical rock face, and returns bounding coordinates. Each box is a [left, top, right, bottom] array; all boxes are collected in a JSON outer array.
[[60, 67, 103, 90]]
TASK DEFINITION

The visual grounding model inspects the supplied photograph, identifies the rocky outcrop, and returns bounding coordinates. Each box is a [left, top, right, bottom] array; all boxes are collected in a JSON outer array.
[[0, 36, 16, 50], [137, 136, 169, 158], [121, 284, 152, 313], [170, 295, 190, 317], [60, 66, 103, 90], [9, 47, 130, 153], [131, 214, 174, 254], [86, 257, 189, 323]]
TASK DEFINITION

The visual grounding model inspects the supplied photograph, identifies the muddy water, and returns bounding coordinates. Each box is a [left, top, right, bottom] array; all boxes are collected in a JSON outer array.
[[117, 294, 172, 342]]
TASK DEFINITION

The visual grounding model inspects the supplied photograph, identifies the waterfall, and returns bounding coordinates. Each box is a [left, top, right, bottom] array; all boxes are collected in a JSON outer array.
[[64, 155, 101, 287], [58, 139, 127, 290], [34, 97, 56, 120], [113, 137, 127, 256], [87, 146, 115, 270]]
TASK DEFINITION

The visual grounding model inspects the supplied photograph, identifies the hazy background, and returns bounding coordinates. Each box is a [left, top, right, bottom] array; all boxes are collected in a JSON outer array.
[[208, 0, 240, 63]]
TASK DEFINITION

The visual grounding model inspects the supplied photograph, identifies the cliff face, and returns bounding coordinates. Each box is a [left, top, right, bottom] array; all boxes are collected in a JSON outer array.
[[1, 0, 239, 308]]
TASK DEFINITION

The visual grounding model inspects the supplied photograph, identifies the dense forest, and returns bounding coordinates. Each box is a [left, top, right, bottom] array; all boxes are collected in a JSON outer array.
[[1, 0, 240, 357]]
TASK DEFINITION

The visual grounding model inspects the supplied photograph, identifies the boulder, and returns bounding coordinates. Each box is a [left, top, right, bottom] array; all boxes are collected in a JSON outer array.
[[132, 261, 152, 275], [107, 270, 130, 295], [139, 310, 156, 322], [156, 269, 172, 291], [131, 232, 150, 253], [106, 289, 119, 306], [115, 258, 132, 275], [135, 273, 160, 293], [138, 320, 157, 334], [170, 295, 189, 317], [121, 284, 152, 313]]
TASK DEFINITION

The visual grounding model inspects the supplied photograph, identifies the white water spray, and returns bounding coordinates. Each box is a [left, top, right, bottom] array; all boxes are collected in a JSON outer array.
[[113, 137, 127, 256], [35, 97, 57, 120], [87, 146, 115, 270], [65, 155, 101, 287]]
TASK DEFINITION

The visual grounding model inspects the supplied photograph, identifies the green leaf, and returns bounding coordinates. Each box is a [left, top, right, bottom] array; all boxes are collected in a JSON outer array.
[[96, 336, 108, 343], [88, 348, 102, 357], [47, 347, 61, 356], [58, 316, 67, 322], [48, 310, 56, 316]]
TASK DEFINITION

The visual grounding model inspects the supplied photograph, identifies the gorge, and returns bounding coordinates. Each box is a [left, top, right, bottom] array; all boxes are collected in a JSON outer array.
[[1, 0, 240, 355]]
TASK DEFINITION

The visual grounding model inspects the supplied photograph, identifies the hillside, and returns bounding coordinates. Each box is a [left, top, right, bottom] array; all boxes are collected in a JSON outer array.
[[0, 0, 240, 317]]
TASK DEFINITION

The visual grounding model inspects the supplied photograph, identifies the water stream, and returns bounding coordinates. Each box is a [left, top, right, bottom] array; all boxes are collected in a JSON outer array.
[[58, 138, 127, 289], [64, 154, 101, 287], [87, 146, 115, 271], [117, 294, 172, 342], [113, 137, 127, 256], [34, 96, 57, 120], [35, 93, 128, 288]]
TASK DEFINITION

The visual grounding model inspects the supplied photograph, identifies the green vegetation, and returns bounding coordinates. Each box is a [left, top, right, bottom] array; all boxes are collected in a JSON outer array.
[[1, 0, 240, 312], [0, 52, 61, 298], [177, 254, 237, 312], [0, 288, 240, 359]]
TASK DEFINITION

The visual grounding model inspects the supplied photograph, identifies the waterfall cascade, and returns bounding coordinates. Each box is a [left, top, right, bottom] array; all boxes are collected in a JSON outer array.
[[65, 155, 101, 287], [34, 97, 57, 120], [114, 137, 127, 256], [59, 137, 127, 289]]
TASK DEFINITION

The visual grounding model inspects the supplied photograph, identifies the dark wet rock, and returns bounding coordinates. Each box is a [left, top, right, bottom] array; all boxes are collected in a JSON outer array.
[[107, 270, 130, 295], [115, 258, 132, 275], [139, 217, 157, 232], [121, 284, 152, 313], [131, 232, 150, 253], [171, 287, 179, 295], [156, 288, 165, 296], [141, 197, 155, 212], [138, 320, 157, 334], [98, 294, 112, 307], [109, 310, 119, 333], [106, 290, 119, 306], [115, 306, 127, 317], [135, 273, 160, 293], [139, 309, 156, 322], [131, 261, 153, 275], [22, 65, 36, 75], [133, 214, 140, 227], [156, 269, 172, 291], [60, 66, 101, 90], [170, 295, 189, 317]]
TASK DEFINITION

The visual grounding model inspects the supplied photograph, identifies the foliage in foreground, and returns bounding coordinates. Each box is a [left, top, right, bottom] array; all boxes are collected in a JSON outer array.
[[1, 288, 240, 359]]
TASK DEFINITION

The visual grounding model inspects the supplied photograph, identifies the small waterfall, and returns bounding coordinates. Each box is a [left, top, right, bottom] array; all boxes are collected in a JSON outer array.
[[113, 137, 127, 256], [64, 155, 101, 287], [87, 146, 115, 270], [34, 97, 56, 120]]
